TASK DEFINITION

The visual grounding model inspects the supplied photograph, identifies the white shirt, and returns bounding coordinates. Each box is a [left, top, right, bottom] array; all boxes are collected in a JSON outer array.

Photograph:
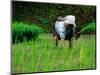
[[55, 21, 66, 38]]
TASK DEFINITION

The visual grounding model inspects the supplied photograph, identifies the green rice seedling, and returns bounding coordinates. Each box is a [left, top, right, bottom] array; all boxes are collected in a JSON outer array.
[[12, 34, 96, 73], [80, 22, 96, 34], [12, 22, 44, 43], [79, 47, 86, 68]]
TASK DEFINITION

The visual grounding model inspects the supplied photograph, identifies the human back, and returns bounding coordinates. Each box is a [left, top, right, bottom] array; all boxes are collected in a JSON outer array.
[[55, 20, 66, 37]]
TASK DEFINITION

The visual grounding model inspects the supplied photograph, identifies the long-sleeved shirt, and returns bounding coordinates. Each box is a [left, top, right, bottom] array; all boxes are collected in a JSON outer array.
[[55, 21, 67, 38]]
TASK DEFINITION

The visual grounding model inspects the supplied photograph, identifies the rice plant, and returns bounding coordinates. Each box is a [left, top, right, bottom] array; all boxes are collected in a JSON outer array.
[[12, 22, 44, 43], [80, 22, 96, 34], [12, 34, 96, 73]]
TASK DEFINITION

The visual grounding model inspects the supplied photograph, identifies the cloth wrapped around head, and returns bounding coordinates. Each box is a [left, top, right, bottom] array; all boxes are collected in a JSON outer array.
[[64, 15, 76, 27]]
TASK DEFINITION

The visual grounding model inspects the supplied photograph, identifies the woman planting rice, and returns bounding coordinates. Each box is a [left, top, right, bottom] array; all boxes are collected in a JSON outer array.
[[53, 15, 80, 48]]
